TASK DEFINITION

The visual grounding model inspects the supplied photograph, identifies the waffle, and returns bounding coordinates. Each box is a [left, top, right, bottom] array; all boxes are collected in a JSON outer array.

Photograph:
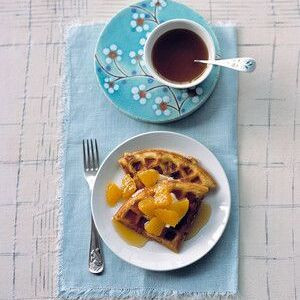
[[113, 180, 209, 252], [118, 149, 216, 190]]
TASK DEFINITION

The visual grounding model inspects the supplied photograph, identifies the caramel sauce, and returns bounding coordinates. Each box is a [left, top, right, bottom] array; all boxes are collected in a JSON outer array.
[[152, 28, 208, 83], [185, 203, 211, 240], [112, 219, 148, 247]]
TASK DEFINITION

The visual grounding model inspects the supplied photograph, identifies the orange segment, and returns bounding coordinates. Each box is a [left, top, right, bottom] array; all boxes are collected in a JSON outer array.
[[138, 197, 156, 218], [169, 198, 189, 220], [106, 182, 122, 207], [137, 169, 159, 187], [153, 191, 173, 207], [154, 208, 180, 227], [121, 174, 137, 199], [153, 185, 173, 208], [144, 217, 165, 236]]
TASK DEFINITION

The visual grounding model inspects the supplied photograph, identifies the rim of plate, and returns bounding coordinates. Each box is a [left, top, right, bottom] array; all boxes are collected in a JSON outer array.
[[94, 0, 221, 124], [91, 131, 231, 271]]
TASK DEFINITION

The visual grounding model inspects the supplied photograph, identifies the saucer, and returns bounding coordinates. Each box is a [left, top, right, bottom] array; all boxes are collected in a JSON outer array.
[[94, 0, 220, 123]]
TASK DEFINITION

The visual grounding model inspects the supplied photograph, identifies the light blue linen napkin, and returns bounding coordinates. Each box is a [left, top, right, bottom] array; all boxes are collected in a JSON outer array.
[[58, 24, 239, 298]]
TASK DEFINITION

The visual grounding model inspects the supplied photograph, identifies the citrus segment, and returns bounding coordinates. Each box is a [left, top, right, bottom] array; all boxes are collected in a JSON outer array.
[[138, 197, 156, 218], [144, 217, 165, 236], [106, 182, 122, 207], [154, 208, 180, 227], [137, 169, 159, 187], [169, 198, 189, 220]]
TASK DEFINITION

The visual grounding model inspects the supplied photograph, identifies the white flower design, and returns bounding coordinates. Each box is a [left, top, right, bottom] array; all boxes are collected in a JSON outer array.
[[130, 13, 150, 32], [103, 77, 119, 94], [131, 84, 151, 104], [139, 32, 151, 46], [152, 96, 171, 116], [181, 87, 203, 103], [102, 44, 122, 64], [150, 0, 167, 10], [129, 49, 145, 65]]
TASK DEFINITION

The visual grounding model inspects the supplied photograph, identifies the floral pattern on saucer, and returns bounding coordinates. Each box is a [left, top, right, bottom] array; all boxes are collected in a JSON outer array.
[[95, 0, 221, 123]]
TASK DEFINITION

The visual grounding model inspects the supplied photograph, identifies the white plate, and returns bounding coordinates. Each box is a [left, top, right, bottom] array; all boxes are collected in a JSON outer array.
[[91, 131, 231, 271]]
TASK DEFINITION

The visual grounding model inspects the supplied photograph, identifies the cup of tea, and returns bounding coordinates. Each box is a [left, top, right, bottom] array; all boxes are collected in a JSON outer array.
[[144, 19, 216, 89]]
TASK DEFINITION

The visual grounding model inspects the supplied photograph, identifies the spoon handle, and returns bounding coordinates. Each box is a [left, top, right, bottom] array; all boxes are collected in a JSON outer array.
[[195, 57, 256, 72]]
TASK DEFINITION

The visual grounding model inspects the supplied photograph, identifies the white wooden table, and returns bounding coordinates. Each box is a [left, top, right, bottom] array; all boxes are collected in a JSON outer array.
[[0, 0, 299, 299]]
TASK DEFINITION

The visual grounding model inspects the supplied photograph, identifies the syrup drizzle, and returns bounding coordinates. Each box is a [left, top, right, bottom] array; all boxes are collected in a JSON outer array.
[[112, 219, 148, 247], [185, 203, 211, 240], [113, 203, 211, 248]]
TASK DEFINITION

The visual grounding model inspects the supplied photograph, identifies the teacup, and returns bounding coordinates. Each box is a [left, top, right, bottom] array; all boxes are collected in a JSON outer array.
[[144, 19, 216, 89]]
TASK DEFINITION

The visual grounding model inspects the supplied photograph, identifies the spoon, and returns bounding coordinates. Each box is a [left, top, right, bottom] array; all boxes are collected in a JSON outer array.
[[194, 57, 256, 72]]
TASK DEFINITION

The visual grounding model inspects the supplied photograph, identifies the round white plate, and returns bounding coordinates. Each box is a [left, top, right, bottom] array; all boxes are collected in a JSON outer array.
[[91, 131, 231, 271]]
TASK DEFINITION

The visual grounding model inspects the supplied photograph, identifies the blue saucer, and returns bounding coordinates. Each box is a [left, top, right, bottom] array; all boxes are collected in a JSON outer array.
[[94, 0, 220, 123]]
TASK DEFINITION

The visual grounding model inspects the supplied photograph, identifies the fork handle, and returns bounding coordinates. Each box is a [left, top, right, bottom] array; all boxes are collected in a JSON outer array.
[[88, 216, 104, 274]]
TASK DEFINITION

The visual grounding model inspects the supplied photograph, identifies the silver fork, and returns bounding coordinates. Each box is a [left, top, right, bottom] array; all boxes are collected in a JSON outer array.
[[82, 139, 104, 274]]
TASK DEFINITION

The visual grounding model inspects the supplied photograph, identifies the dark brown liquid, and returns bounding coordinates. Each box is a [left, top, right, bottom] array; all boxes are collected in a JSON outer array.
[[152, 29, 208, 83]]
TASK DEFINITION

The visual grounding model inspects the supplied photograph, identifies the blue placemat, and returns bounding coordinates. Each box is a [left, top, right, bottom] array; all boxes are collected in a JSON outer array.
[[58, 23, 239, 298]]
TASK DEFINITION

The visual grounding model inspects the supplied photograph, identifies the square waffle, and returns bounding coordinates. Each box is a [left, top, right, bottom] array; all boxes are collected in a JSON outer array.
[[113, 180, 209, 252], [118, 149, 216, 190]]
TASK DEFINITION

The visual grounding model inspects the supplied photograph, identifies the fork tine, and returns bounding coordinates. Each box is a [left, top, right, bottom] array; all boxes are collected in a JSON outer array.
[[90, 139, 95, 170], [87, 139, 91, 170], [83, 140, 87, 170], [95, 139, 100, 169]]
